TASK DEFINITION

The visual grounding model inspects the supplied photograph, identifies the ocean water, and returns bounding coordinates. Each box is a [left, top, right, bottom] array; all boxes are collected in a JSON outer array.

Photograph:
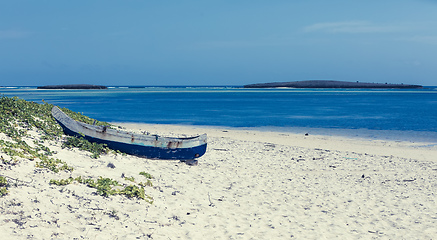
[[2, 86, 437, 142]]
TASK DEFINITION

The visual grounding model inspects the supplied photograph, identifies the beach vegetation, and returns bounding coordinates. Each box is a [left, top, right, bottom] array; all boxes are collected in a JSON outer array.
[[124, 176, 135, 182], [0, 176, 8, 186], [0, 176, 9, 197], [0, 96, 72, 171], [60, 107, 111, 127], [138, 172, 153, 186], [0, 95, 114, 172], [49, 177, 74, 186], [121, 185, 151, 202], [62, 136, 110, 159], [0, 187, 7, 197], [1, 95, 154, 202], [139, 171, 153, 179], [0, 96, 62, 140], [108, 210, 120, 220], [89, 177, 120, 197], [138, 180, 153, 187], [35, 156, 74, 173], [50, 176, 153, 203], [0, 134, 72, 173]]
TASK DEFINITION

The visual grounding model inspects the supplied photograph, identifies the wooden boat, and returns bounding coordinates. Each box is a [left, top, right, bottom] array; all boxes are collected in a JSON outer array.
[[51, 106, 207, 160]]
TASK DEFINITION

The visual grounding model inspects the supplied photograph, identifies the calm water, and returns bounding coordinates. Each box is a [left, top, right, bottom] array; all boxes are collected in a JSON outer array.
[[2, 86, 437, 142]]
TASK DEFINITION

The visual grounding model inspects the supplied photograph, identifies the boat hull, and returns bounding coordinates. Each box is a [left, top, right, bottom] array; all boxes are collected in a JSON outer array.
[[52, 107, 207, 160]]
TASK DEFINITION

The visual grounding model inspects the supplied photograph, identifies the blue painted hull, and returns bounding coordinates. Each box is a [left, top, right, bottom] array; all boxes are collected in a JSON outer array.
[[53, 107, 207, 160]]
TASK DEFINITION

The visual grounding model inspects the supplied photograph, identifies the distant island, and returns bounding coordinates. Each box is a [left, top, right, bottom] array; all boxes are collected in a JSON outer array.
[[37, 84, 108, 90], [244, 80, 423, 89]]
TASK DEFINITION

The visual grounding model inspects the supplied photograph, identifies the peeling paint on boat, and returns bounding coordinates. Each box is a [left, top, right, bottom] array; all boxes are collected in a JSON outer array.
[[51, 106, 207, 160]]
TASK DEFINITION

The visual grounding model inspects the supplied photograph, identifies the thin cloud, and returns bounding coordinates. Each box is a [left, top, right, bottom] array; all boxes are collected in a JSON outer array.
[[304, 21, 403, 33], [0, 30, 32, 39], [403, 35, 437, 44], [196, 37, 296, 49], [198, 40, 277, 48]]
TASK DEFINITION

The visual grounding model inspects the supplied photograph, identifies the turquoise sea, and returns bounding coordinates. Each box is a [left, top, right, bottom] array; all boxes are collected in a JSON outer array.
[[2, 86, 437, 142]]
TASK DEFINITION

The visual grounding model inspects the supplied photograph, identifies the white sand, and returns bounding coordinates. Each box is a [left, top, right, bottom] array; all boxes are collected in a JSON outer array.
[[1, 123, 436, 239]]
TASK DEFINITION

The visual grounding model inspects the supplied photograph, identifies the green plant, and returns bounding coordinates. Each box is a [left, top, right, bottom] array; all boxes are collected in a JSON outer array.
[[49, 175, 153, 202], [138, 180, 153, 187], [120, 185, 153, 203], [0, 95, 156, 202], [93, 177, 119, 197], [0, 96, 64, 139], [139, 171, 153, 179], [0, 95, 113, 164], [0, 96, 74, 172], [60, 107, 111, 127], [0, 187, 8, 197], [0, 176, 8, 186], [108, 210, 119, 220], [122, 185, 144, 198], [0, 176, 9, 197], [49, 177, 74, 186], [124, 176, 135, 182], [62, 136, 109, 159], [36, 157, 73, 173]]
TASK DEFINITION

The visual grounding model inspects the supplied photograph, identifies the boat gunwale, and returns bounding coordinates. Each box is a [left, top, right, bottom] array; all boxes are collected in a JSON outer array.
[[51, 106, 207, 149]]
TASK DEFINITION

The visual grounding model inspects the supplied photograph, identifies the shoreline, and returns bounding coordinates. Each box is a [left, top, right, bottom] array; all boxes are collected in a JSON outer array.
[[211, 125, 437, 143], [115, 121, 437, 145], [115, 123, 437, 163], [1, 122, 436, 239]]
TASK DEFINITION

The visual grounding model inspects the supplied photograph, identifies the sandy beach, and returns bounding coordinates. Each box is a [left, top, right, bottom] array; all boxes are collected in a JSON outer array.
[[1, 123, 437, 239]]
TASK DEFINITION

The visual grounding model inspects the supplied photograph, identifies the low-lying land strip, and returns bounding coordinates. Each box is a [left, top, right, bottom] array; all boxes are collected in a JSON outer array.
[[244, 80, 423, 88]]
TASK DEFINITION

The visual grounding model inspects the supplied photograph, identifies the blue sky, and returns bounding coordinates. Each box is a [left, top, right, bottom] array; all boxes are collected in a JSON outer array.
[[1, 0, 437, 86]]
